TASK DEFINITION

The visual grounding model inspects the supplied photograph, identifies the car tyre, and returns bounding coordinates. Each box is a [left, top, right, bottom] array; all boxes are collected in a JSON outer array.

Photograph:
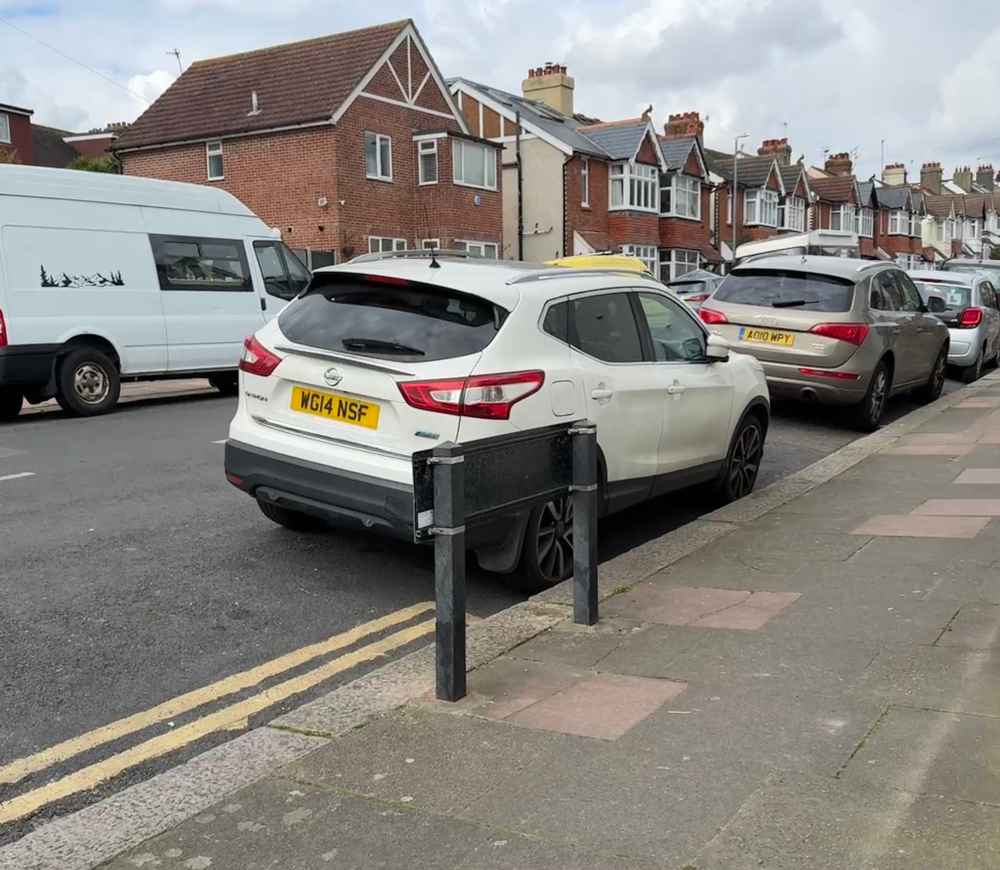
[[55, 347, 120, 416], [0, 388, 23, 422], [853, 361, 891, 432], [257, 498, 327, 532], [517, 495, 575, 592], [209, 373, 239, 396], [961, 346, 984, 384], [713, 413, 765, 504], [919, 345, 949, 400]]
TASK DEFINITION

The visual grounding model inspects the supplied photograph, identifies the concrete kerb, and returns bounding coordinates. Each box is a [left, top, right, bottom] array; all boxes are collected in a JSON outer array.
[[4, 374, 996, 870]]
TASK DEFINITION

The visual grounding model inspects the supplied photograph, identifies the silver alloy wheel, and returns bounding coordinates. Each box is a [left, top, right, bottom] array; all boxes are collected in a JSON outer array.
[[535, 496, 574, 582], [868, 368, 888, 424], [728, 421, 763, 499], [73, 362, 111, 405]]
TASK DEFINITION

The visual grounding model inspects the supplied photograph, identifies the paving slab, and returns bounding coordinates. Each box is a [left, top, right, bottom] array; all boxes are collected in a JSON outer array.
[[934, 603, 1000, 649], [914, 498, 1000, 516], [884, 443, 974, 456], [954, 468, 1000, 484], [850, 514, 991, 538]]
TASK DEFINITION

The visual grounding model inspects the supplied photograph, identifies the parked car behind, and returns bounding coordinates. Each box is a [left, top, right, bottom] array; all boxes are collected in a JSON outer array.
[[699, 256, 949, 431], [0, 165, 307, 421], [225, 252, 770, 590], [665, 268, 723, 311], [942, 258, 1000, 279], [908, 269, 1000, 382]]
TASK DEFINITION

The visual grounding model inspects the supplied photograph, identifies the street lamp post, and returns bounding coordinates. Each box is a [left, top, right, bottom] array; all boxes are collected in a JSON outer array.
[[732, 133, 750, 272]]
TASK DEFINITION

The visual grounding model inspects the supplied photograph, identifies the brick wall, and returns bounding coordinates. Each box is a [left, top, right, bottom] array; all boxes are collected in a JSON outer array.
[[0, 112, 33, 164], [876, 209, 922, 258], [659, 185, 711, 249], [608, 210, 659, 249], [719, 184, 781, 246], [565, 154, 609, 254]]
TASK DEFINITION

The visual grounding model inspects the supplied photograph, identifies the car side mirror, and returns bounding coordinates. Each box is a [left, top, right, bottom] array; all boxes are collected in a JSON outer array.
[[706, 334, 730, 363]]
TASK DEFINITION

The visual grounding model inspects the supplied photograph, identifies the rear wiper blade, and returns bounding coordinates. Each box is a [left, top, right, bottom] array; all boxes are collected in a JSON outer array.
[[772, 299, 807, 308], [342, 337, 426, 355]]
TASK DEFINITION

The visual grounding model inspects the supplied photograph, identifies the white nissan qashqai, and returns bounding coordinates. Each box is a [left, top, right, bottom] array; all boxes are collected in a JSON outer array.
[[225, 253, 769, 590]]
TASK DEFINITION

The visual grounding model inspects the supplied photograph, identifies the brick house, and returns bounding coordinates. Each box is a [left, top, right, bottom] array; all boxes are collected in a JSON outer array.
[[115, 20, 502, 265], [0, 102, 123, 168], [706, 148, 786, 263], [872, 184, 925, 268], [0, 102, 34, 164]]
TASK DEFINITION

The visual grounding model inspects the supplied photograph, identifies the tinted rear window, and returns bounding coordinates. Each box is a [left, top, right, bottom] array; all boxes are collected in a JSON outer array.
[[668, 280, 709, 295], [913, 281, 970, 309], [715, 270, 855, 312], [279, 274, 507, 362]]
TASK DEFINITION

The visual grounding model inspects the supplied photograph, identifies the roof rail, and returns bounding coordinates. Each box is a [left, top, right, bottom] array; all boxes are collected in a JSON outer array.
[[508, 267, 660, 285], [349, 249, 478, 264], [856, 261, 889, 272]]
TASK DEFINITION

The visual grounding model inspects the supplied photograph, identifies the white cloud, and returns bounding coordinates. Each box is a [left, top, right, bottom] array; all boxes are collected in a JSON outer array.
[[126, 69, 175, 107]]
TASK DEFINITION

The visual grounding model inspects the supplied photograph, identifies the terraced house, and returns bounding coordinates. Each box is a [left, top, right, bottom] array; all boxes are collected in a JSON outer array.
[[115, 20, 502, 266]]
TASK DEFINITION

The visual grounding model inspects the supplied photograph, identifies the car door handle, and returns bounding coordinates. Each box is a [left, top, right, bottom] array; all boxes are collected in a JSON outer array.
[[666, 382, 687, 396], [591, 388, 614, 401]]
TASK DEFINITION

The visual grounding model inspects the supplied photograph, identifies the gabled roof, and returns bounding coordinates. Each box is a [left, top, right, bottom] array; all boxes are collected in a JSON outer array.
[[447, 77, 607, 157], [779, 162, 811, 199], [577, 118, 666, 168], [874, 185, 912, 210], [963, 194, 989, 218], [657, 135, 707, 179], [30, 124, 79, 168], [910, 189, 924, 212], [117, 20, 459, 150], [704, 147, 733, 177], [713, 154, 784, 193], [924, 194, 956, 219], [810, 175, 858, 204], [857, 180, 875, 206]]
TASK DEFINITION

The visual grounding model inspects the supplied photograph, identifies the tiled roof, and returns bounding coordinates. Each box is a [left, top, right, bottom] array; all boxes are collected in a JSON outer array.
[[30, 124, 78, 168], [578, 119, 654, 161], [910, 189, 924, 211], [810, 175, 857, 204], [923, 194, 956, 219], [704, 147, 734, 176], [448, 77, 608, 157], [857, 180, 874, 204], [780, 162, 809, 197], [117, 20, 410, 150], [658, 135, 699, 172], [963, 194, 989, 218], [874, 185, 911, 210], [714, 154, 779, 189]]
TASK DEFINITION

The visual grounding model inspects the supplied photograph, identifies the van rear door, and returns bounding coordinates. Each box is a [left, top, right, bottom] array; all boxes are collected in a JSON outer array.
[[151, 233, 265, 372]]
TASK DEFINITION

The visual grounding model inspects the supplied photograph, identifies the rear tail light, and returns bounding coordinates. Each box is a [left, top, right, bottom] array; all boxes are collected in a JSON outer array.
[[798, 368, 861, 381], [685, 294, 710, 303], [239, 335, 282, 376], [225, 471, 246, 489], [809, 323, 870, 346], [0, 308, 7, 348], [398, 370, 544, 420], [958, 307, 984, 328], [698, 307, 728, 324]]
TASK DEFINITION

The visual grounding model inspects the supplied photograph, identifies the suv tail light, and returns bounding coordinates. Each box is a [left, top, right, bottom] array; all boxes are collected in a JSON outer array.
[[0, 307, 7, 348], [958, 307, 984, 328], [809, 323, 870, 346], [685, 293, 710, 304], [698, 307, 728, 324], [398, 371, 544, 420], [239, 335, 282, 376]]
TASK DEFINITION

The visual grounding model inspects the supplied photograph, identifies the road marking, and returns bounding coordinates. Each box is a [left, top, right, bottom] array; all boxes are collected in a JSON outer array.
[[0, 472, 35, 483], [0, 618, 434, 825], [0, 601, 433, 786]]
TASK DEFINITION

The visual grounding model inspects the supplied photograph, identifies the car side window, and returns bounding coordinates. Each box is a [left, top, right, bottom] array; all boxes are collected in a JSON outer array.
[[637, 293, 706, 362], [150, 234, 252, 292], [253, 241, 310, 301], [896, 272, 924, 312], [542, 301, 569, 343], [868, 277, 888, 311], [569, 293, 644, 363], [876, 271, 904, 311]]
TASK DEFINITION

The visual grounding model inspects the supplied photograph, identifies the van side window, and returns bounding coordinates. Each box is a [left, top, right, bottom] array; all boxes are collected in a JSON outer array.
[[150, 235, 251, 292], [253, 241, 311, 300]]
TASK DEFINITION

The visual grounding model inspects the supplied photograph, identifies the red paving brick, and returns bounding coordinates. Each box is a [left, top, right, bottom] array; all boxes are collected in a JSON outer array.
[[507, 673, 687, 740], [693, 590, 801, 630], [953, 468, 1000, 485], [851, 514, 991, 538], [913, 499, 1000, 516], [884, 443, 973, 456], [956, 399, 1000, 409]]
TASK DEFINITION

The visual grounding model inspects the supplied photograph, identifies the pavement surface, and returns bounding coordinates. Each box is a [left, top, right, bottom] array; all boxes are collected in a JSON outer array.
[[23, 370, 995, 870], [0, 374, 962, 849]]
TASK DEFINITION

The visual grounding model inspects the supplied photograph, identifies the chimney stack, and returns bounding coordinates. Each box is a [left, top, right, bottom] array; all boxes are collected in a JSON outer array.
[[663, 111, 704, 140], [882, 162, 907, 186], [920, 161, 943, 195], [522, 63, 574, 117], [976, 164, 995, 192], [758, 137, 792, 165], [953, 165, 974, 193], [825, 152, 853, 177]]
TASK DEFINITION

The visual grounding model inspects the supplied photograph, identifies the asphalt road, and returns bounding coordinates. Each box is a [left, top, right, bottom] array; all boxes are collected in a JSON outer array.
[[0, 375, 960, 839]]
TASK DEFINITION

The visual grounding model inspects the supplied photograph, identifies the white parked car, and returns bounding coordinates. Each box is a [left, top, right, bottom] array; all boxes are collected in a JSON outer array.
[[0, 165, 308, 420], [225, 253, 770, 589]]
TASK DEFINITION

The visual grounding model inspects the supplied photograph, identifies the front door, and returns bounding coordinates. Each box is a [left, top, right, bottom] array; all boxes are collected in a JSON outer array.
[[636, 292, 734, 481], [872, 270, 921, 387], [252, 240, 311, 320], [151, 234, 266, 372]]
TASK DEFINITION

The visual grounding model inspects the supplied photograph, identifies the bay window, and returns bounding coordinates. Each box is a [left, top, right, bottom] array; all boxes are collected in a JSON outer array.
[[660, 173, 700, 218], [745, 189, 778, 227], [610, 162, 658, 212], [621, 244, 657, 274], [830, 204, 856, 232], [452, 139, 496, 189], [781, 196, 806, 232], [889, 209, 910, 235], [856, 207, 874, 238], [658, 249, 700, 282]]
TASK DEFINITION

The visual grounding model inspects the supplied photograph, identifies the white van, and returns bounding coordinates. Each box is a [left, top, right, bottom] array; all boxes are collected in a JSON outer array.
[[735, 230, 860, 264], [0, 165, 310, 420]]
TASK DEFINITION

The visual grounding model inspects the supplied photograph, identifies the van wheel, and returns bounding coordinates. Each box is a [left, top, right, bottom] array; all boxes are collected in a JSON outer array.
[[56, 348, 120, 416], [517, 496, 575, 592], [0, 388, 23, 422], [209, 374, 239, 396], [257, 498, 327, 532], [853, 361, 890, 432]]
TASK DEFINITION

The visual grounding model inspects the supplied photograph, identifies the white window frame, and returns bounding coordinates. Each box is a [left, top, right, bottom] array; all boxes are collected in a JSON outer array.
[[452, 139, 497, 190], [782, 196, 806, 232], [421, 238, 441, 250], [661, 173, 701, 220], [368, 236, 407, 254], [658, 248, 700, 282], [609, 161, 658, 213], [206, 140, 224, 181], [581, 157, 590, 207], [856, 207, 874, 238], [889, 209, 910, 236], [0, 112, 10, 145], [830, 204, 856, 233], [621, 244, 657, 274], [745, 189, 778, 227], [418, 140, 438, 185], [454, 239, 498, 258], [365, 131, 393, 182]]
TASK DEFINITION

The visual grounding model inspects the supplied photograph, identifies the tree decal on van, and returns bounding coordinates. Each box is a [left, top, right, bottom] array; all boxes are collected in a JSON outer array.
[[40, 266, 125, 288]]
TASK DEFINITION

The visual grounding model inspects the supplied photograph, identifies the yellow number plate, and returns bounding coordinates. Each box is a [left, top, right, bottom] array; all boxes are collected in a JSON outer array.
[[739, 327, 795, 347], [290, 386, 380, 429]]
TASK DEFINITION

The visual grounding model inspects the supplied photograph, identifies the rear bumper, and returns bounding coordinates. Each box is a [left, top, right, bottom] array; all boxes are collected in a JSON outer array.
[[946, 330, 979, 366], [760, 360, 869, 406], [225, 440, 415, 540], [0, 344, 59, 388]]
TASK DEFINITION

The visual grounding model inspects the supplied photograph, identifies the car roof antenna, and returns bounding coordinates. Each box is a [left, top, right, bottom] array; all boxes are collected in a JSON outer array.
[[429, 247, 441, 269]]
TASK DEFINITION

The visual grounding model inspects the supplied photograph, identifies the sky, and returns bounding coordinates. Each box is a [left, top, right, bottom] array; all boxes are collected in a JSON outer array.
[[2, 0, 999, 181]]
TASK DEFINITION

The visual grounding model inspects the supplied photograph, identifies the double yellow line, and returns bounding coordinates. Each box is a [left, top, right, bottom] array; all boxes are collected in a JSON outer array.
[[0, 603, 434, 826]]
